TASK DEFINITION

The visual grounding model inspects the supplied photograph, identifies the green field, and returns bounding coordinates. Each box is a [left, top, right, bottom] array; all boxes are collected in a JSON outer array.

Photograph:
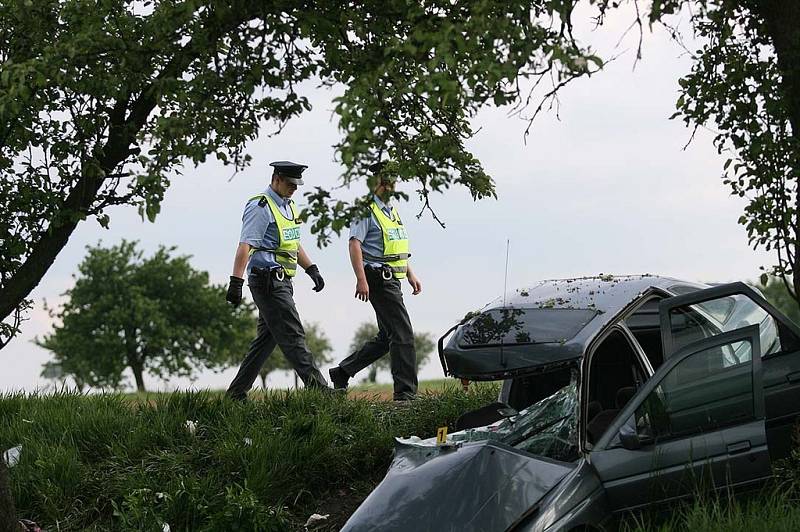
[[124, 377, 467, 402], [345, 378, 465, 395]]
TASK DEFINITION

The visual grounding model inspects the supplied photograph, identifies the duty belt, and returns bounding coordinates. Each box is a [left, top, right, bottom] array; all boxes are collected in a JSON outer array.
[[251, 266, 287, 281], [366, 264, 394, 281]]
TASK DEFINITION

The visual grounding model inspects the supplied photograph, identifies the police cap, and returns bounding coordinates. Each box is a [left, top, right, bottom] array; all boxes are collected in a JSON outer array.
[[368, 160, 398, 188], [270, 161, 307, 185], [368, 161, 387, 174]]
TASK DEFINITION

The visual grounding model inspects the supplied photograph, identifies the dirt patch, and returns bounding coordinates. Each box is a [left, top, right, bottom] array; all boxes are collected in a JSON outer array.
[[302, 483, 376, 531], [347, 389, 394, 401]]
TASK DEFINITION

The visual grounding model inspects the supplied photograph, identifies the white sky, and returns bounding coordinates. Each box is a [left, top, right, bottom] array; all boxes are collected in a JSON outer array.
[[0, 7, 772, 393]]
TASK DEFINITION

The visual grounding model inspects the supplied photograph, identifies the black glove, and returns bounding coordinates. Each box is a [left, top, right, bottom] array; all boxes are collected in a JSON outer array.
[[226, 276, 244, 306], [305, 264, 325, 292]]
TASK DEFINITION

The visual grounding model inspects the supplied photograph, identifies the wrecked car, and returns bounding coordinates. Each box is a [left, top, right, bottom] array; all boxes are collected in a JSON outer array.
[[342, 275, 800, 531]]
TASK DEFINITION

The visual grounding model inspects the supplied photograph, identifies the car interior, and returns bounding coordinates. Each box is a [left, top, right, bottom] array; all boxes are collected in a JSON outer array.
[[506, 366, 573, 412], [457, 366, 574, 431], [585, 329, 648, 445], [624, 297, 665, 370]]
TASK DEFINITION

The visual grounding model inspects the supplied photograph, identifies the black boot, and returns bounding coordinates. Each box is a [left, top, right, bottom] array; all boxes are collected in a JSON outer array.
[[329, 366, 350, 390]]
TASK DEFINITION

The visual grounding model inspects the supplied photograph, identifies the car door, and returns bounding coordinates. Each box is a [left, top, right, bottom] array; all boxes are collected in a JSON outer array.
[[589, 325, 771, 512], [659, 282, 800, 459]]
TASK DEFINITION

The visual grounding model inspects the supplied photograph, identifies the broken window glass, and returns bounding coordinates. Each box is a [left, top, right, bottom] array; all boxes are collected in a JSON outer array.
[[446, 376, 579, 463]]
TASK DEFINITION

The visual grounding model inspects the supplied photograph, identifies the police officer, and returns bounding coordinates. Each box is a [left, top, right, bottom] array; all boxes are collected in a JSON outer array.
[[328, 161, 422, 401], [225, 161, 330, 399]]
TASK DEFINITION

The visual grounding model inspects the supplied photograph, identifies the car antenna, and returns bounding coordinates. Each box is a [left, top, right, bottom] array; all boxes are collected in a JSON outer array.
[[503, 238, 510, 307], [500, 238, 510, 367]]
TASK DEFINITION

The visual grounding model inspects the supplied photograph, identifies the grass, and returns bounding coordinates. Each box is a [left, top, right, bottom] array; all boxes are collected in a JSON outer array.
[[124, 378, 466, 401], [0, 380, 499, 531], [7, 380, 800, 530], [346, 378, 463, 396], [621, 448, 800, 532], [625, 489, 800, 531]]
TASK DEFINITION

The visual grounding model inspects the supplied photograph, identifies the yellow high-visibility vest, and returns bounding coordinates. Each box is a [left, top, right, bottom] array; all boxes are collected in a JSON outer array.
[[368, 201, 410, 279], [248, 194, 301, 277]]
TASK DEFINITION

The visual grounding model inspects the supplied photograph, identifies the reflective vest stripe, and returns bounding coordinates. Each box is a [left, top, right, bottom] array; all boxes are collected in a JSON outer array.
[[248, 194, 301, 277], [369, 202, 410, 279]]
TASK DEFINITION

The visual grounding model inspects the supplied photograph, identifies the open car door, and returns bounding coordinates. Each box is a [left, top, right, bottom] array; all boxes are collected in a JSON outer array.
[[590, 325, 771, 512], [658, 282, 800, 459]]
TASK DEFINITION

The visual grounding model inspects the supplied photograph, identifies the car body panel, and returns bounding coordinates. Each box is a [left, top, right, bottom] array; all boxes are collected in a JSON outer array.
[[591, 326, 771, 511], [658, 282, 800, 459], [341, 439, 574, 532], [514, 460, 610, 531]]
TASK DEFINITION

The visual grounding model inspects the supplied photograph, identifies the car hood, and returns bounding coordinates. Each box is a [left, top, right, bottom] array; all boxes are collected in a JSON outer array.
[[341, 438, 575, 532]]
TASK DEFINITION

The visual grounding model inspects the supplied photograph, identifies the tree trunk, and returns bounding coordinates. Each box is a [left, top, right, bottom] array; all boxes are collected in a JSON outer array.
[[754, 0, 800, 302], [260, 373, 267, 390], [132, 366, 146, 393], [0, 5, 254, 350], [367, 366, 377, 383], [0, 459, 18, 532]]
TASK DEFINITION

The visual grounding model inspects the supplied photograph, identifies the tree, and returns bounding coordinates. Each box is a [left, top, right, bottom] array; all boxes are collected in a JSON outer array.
[[36, 241, 255, 392], [255, 322, 334, 389], [758, 276, 800, 326], [348, 322, 435, 383], [649, 1, 800, 307], [0, 0, 602, 348]]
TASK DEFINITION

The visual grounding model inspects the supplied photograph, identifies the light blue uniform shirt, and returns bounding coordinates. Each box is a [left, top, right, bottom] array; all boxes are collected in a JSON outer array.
[[239, 186, 295, 275], [349, 195, 398, 268]]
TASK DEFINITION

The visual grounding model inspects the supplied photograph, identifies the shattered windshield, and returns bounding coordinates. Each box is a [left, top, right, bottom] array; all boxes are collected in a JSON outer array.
[[447, 377, 579, 462], [506, 381, 578, 461]]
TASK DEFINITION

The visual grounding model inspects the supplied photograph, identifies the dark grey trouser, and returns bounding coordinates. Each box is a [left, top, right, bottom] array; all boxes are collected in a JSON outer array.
[[339, 269, 417, 400], [227, 271, 328, 400]]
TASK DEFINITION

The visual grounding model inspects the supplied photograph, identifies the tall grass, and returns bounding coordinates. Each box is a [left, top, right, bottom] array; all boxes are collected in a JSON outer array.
[[625, 447, 800, 532], [626, 490, 800, 532], [0, 383, 498, 531]]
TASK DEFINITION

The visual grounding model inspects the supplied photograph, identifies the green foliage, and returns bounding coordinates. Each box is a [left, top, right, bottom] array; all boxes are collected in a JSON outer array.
[[0, 384, 499, 530], [668, 1, 800, 304], [36, 241, 256, 392], [254, 322, 334, 388], [0, 0, 602, 346], [757, 276, 800, 326], [349, 322, 435, 383]]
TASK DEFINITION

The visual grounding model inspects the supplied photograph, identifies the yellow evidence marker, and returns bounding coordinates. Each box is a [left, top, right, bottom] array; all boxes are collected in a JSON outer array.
[[436, 426, 448, 445]]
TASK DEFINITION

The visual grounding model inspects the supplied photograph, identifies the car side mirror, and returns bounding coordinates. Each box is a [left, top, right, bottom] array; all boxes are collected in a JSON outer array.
[[618, 415, 653, 450], [619, 427, 641, 450]]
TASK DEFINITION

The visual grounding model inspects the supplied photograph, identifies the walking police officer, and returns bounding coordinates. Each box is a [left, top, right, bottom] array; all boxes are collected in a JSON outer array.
[[225, 161, 330, 399], [328, 161, 422, 401]]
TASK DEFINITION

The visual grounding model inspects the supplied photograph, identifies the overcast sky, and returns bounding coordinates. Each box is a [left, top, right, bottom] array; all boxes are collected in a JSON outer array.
[[1, 7, 772, 393]]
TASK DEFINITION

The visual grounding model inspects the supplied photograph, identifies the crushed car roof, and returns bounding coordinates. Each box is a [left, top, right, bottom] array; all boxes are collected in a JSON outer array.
[[441, 275, 689, 380]]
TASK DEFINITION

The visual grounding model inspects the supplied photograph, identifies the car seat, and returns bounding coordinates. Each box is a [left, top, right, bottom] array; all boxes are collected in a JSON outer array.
[[586, 386, 637, 444]]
